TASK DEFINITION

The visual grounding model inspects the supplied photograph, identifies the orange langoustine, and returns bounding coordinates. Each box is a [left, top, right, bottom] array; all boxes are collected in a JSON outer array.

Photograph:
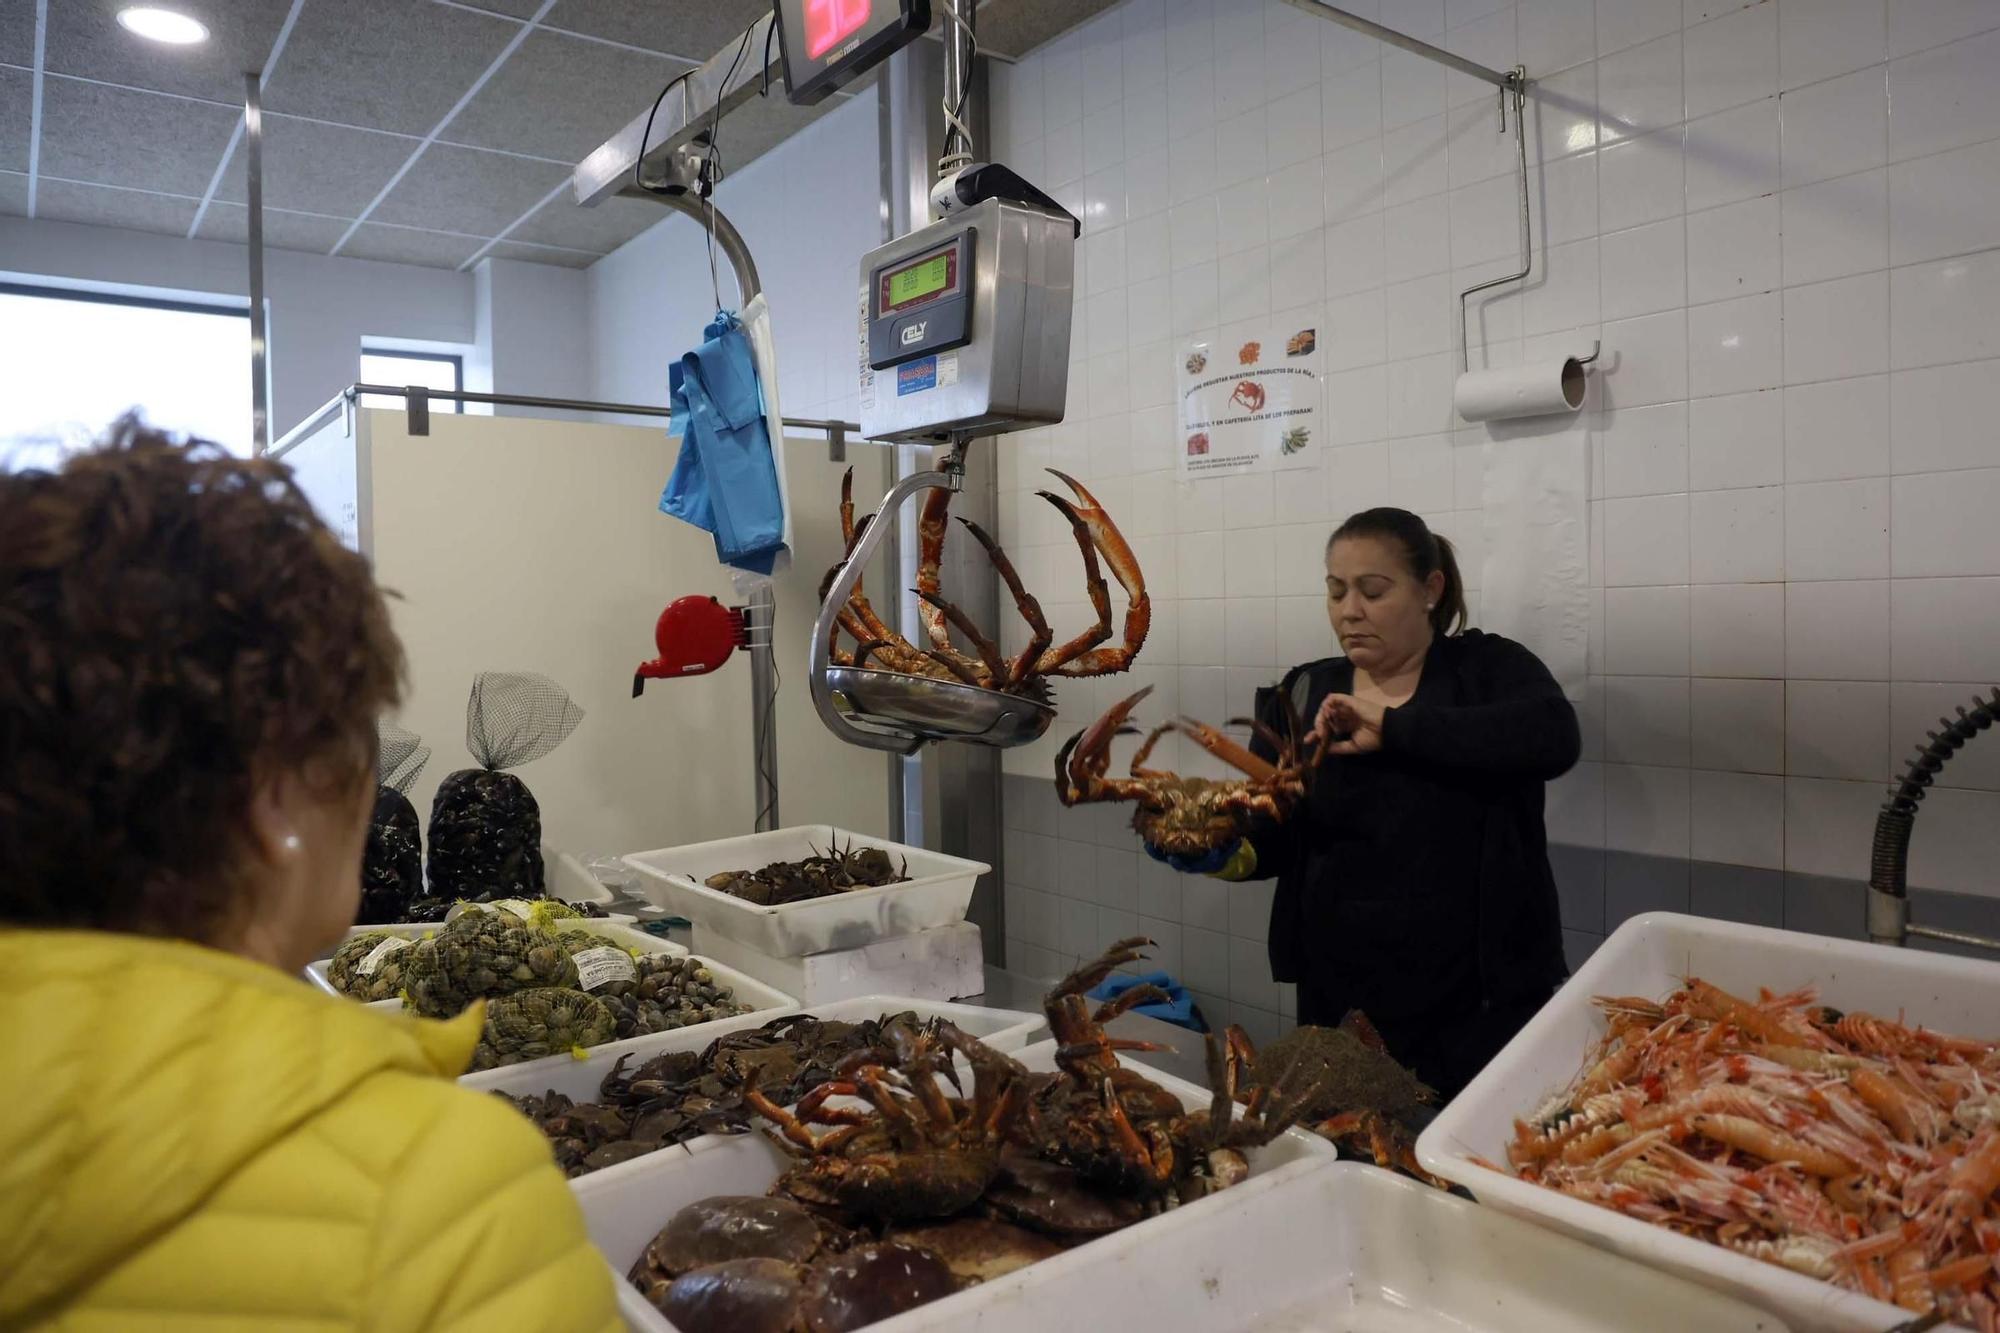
[[1499, 978, 2000, 1329]]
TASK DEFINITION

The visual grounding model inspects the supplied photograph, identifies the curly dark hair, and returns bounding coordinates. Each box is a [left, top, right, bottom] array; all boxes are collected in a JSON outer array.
[[0, 417, 405, 939]]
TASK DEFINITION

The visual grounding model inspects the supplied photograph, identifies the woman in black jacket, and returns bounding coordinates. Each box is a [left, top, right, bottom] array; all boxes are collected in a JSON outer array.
[[1159, 507, 1579, 1099]]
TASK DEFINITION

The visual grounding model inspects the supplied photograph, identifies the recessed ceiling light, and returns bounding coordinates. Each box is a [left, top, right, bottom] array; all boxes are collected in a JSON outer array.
[[117, 7, 210, 45]]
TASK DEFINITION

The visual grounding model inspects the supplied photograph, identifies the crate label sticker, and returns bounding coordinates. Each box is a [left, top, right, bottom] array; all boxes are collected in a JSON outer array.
[[573, 945, 638, 991], [490, 898, 537, 921], [897, 356, 938, 396], [857, 286, 875, 410], [356, 935, 414, 978]]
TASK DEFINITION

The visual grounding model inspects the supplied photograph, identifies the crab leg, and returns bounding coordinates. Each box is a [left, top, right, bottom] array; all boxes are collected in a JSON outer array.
[[911, 464, 991, 681], [916, 590, 1007, 683], [823, 485, 935, 676], [1055, 687, 1160, 806], [1035, 488, 1116, 670], [743, 1087, 823, 1152], [1036, 470, 1151, 678], [1128, 720, 1178, 778], [954, 515, 1053, 687], [1178, 716, 1280, 783]]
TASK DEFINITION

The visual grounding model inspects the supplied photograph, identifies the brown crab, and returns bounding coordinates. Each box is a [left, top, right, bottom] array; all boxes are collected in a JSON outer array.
[[745, 1022, 1027, 1223], [821, 459, 1150, 706], [1054, 685, 1319, 858], [635, 1239, 958, 1333], [1021, 937, 1323, 1199]]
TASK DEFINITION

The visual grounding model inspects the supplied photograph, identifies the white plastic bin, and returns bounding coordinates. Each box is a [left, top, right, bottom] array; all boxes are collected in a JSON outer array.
[[1416, 912, 2000, 1333], [585, 1036, 1338, 1332], [303, 919, 684, 1004], [624, 826, 988, 957], [865, 1163, 1780, 1332], [466, 994, 1041, 1104]]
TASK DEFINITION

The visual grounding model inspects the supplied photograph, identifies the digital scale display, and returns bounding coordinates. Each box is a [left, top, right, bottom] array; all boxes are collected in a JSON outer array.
[[775, 0, 930, 107], [879, 246, 958, 315]]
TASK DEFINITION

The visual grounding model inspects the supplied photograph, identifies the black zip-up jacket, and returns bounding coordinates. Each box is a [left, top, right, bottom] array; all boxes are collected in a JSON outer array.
[[1245, 629, 1579, 1020]]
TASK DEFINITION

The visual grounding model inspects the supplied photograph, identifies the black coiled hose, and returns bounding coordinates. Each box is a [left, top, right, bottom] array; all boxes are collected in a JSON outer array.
[[1869, 686, 2000, 902]]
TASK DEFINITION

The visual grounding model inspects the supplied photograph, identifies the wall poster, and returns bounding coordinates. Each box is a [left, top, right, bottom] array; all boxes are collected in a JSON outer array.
[[1174, 323, 1322, 481]]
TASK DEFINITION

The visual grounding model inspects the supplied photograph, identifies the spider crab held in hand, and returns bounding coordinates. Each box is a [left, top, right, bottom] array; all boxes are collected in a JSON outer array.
[[1054, 685, 1320, 858], [819, 460, 1150, 708], [1021, 936, 1325, 1202]]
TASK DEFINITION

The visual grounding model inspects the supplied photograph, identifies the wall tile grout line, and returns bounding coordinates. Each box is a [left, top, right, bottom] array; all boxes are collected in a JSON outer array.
[[327, 0, 563, 259], [185, 0, 309, 241]]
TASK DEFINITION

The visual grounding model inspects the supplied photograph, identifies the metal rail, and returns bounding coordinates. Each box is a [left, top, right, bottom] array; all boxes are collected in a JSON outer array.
[[572, 13, 779, 208], [1282, 0, 1522, 90], [1459, 73, 1530, 373], [245, 73, 269, 454]]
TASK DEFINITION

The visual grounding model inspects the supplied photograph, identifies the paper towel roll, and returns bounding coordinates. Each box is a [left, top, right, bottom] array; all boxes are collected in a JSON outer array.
[[1453, 358, 1588, 423]]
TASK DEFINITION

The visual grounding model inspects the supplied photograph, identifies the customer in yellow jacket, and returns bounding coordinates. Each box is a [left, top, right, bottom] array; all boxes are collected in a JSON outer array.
[[0, 420, 620, 1332]]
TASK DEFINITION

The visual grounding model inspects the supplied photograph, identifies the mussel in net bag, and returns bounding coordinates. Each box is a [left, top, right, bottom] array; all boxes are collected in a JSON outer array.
[[426, 672, 584, 903], [357, 722, 430, 925]]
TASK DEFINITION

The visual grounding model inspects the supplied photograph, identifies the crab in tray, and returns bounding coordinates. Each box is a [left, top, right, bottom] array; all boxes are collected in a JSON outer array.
[[820, 462, 1149, 708], [628, 940, 1329, 1332], [1053, 684, 1321, 858]]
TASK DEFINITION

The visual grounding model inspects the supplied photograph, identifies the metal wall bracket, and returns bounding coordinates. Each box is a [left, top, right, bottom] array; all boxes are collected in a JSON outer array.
[[405, 386, 430, 437]]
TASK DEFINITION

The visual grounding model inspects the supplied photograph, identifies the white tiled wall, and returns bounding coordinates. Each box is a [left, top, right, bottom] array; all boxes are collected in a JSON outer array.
[[988, 0, 2000, 1019]]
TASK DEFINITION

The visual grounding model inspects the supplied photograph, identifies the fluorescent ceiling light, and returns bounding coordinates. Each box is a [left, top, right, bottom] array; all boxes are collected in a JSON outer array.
[[116, 8, 210, 45]]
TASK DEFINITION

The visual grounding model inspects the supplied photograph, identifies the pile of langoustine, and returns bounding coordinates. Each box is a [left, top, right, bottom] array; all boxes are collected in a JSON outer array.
[[1499, 978, 2000, 1329]]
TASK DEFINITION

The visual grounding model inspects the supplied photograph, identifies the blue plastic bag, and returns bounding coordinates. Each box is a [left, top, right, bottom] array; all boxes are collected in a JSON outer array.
[[1085, 969, 1202, 1031], [661, 310, 787, 575]]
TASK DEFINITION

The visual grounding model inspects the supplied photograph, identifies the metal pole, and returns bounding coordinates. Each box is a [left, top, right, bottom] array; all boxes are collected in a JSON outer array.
[[878, 58, 906, 845], [245, 72, 268, 454], [653, 193, 762, 305], [1282, 0, 1520, 89], [746, 582, 778, 831], [938, 0, 975, 177]]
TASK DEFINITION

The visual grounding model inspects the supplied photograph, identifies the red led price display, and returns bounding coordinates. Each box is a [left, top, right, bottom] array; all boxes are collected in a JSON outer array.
[[805, 0, 872, 59]]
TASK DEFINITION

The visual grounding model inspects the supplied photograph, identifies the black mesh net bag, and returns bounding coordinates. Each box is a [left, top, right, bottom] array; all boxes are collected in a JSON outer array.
[[356, 722, 430, 924], [426, 672, 585, 903]]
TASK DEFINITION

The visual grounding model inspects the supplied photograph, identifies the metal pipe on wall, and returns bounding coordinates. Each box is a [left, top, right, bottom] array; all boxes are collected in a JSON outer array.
[[245, 72, 269, 454]]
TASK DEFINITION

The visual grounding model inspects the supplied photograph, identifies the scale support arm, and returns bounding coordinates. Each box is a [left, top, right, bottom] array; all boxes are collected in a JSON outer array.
[[809, 467, 956, 753]]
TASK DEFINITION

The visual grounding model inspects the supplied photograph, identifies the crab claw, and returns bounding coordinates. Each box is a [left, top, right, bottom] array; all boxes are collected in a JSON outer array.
[[1055, 685, 1153, 804]]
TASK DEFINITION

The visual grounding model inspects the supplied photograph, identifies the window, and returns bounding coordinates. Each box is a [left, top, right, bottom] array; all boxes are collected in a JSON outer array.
[[360, 349, 462, 413], [0, 283, 252, 467]]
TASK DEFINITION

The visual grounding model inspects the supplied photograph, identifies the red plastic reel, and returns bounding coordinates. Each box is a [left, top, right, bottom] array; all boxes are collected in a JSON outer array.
[[632, 594, 748, 695]]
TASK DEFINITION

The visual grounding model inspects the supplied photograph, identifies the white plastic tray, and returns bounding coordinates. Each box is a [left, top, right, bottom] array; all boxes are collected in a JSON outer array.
[[585, 1036, 1338, 1332], [871, 1162, 1780, 1333], [624, 826, 989, 957], [1416, 912, 2000, 1333], [466, 995, 1041, 1104], [304, 919, 686, 1005]]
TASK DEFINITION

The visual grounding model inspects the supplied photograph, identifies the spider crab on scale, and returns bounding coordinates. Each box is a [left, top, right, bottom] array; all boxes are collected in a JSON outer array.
[[818, 455, 1151, 709]]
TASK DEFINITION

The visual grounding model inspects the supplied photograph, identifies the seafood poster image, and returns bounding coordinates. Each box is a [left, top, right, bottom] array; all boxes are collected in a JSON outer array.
[[1174, 324, 1323, 481]]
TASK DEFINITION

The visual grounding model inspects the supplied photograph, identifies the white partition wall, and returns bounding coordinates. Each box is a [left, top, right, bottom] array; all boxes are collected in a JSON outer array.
[[286, 407, 891, 857]]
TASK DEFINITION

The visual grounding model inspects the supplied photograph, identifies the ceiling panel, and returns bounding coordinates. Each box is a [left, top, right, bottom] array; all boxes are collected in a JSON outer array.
[[196, 201, 354, 252], [508, 188, 663, 253], [0, 170, 28, 216], [339, 222, 484, 268], [445, 29, 689, 164], [45, 0, 291, 105], [0, 4, 33, 66], [979, 0, 1121, 58], [488, 239, 595, 268], [0, 66, 29, 173], [214, 114, 418, 216], [543, 0, 772, 59], [262, 0, 521, 135], [451, 0, 544, 18], [367, 141, 568, 235], [39, 78, 240, 197], [34, 178, 201, 237]]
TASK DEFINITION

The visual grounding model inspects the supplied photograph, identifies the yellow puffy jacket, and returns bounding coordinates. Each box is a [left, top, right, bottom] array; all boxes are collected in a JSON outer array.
[[0, 929, 621, 1332]]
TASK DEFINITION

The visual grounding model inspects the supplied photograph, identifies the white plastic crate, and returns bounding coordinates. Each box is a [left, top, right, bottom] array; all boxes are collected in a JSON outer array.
[[582, 1036, 1338, 1332], [465, 994, 1041, 1105], [860, 1162, 1777, 1333], [1416, 912, 2000, 1333], [623, 826, 987, 957], [303, 919, 684, 1005]]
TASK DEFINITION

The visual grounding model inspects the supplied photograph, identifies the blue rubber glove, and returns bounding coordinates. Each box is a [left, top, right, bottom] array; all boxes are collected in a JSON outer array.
[[1143, 838, 1257, 880]]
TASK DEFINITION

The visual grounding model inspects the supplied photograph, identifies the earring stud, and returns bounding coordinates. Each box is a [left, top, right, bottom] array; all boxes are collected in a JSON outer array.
[[283, 834, 301, 851]]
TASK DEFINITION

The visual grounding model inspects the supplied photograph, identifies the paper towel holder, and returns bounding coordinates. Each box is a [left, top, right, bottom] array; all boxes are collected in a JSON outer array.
[[1452, 342, 1597, 423]]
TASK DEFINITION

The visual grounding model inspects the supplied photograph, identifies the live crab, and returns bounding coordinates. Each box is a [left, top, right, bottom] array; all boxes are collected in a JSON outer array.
[[1054, 684, 1320, 858], [820, 459, 1150, 707]]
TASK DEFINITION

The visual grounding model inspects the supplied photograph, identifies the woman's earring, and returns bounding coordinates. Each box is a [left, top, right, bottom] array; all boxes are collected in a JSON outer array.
[[282, 834, 302, 852], [1425, 603, 1436, 612]]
